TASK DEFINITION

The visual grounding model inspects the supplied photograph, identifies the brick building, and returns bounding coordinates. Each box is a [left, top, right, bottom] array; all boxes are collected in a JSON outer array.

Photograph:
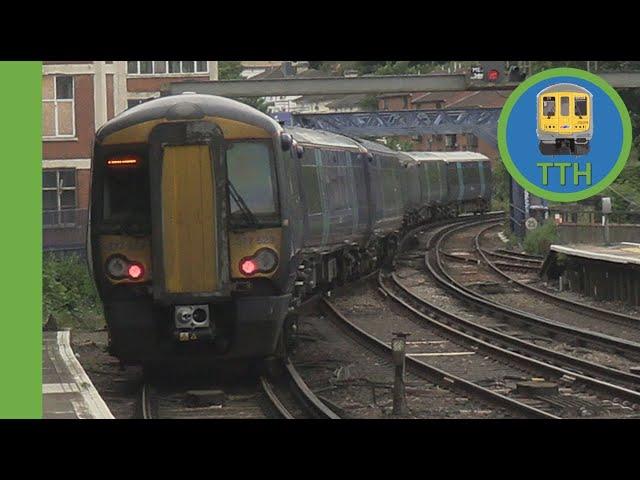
[[377, 90, 509, 159], [42, 61, 218, 251]]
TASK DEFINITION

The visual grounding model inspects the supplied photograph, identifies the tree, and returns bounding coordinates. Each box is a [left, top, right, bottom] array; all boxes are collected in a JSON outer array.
[[218, 61, 243, 80]]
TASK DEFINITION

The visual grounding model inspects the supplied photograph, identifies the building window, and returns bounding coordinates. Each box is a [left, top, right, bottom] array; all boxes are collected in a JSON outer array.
[[43, 169, 77, 226], [127, 61, 209, 75], [466, 133, 478, 149], [42, 75, 75, 138], [445, 134, 457, 149]]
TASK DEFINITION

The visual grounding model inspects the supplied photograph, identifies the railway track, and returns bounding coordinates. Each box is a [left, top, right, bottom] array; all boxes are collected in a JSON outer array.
[[140, 360, 339, 419], [474, 222, 640, 328], [431, 220, 640, 361], [324, 272, 640, 418]]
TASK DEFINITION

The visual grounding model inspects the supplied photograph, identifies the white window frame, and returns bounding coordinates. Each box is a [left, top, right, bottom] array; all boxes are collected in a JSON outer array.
[[42, 75, 76, 139], [127, 61, 209, 76], [43, 168, 77, 227]]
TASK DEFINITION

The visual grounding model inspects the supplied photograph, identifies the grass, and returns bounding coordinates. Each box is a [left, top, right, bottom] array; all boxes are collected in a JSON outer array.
[[523, 221, 559, 256], [43, 252, 104, 331]]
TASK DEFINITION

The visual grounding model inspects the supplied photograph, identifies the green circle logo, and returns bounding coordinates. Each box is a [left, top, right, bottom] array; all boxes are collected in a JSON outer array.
[[498, 68, 632, 202]]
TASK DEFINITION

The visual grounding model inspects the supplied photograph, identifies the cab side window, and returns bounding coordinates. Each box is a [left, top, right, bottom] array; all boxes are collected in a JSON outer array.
[[560, 96, 570, 116], [543, 96, 556, 116]]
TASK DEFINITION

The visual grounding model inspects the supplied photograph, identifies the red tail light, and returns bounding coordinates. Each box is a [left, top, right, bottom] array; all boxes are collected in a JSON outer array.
[[127, 263, 144, 279], [240, 259, 257, 276]]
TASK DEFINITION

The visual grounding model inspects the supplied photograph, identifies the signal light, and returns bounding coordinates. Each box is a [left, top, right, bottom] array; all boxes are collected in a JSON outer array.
[[240, 259, 257, 276], [127, 263, 144, 279], [487, 69, 500, 82]]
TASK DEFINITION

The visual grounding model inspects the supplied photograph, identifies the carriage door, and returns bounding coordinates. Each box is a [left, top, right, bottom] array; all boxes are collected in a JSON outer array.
[[559, 95, 571, 132], [541, 95, 558, 133], [148, 121, 229, 300]]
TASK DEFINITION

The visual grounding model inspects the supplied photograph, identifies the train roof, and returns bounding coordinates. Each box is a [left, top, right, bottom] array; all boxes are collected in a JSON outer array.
[[537, 83, 591, 96], [439, 152, 491, 163], [284, 126, 363, 150], [96, 93, 282, 142], [353, 137, 398, 155], [403, 151, 490, 163], [401, 152, 448, 162]]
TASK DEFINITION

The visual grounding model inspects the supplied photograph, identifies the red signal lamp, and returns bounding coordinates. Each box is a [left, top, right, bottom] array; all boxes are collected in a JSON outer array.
[[487, 69, 500, 82]]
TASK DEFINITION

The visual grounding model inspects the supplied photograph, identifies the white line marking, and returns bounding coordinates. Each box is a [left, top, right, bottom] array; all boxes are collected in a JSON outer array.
[[56, 331, 114, 419], [43, 383, 80, 394]]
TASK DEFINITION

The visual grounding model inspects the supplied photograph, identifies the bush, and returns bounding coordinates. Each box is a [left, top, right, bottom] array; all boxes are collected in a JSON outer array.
[[43, 252, 104, 330], [523, 221, 559, 256]]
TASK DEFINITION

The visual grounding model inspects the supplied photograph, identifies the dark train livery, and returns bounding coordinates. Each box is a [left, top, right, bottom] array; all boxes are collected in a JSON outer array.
[[88, 94, 491, 366]]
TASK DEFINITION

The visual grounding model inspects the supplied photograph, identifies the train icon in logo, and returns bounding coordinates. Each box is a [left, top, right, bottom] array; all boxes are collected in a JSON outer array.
[[537, 83, 593, 156]]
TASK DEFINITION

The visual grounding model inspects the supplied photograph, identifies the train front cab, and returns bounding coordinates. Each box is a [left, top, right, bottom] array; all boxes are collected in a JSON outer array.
[[537, 84, 592, 156], [89, 95, 293, 366]]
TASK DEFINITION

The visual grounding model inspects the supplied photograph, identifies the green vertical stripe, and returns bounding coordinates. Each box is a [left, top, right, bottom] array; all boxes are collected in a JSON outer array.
[[315, 150, 329, 246], [0, 61, 42, 418], [456, 162, 464, 201]]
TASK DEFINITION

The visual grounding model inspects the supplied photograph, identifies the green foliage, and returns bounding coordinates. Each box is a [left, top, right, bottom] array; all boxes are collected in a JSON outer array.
[[491, 159, 511, 212], [358, 95, 379, 111], [523, 221, 559, 256], [216, 62, 273, 113], [43, 253, 103, 330], [384, 137, 416, 151], [218, 61, 243, 80]]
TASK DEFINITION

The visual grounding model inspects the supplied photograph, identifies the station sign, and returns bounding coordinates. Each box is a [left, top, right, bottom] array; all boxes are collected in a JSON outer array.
[[498, 68, 632, 202]]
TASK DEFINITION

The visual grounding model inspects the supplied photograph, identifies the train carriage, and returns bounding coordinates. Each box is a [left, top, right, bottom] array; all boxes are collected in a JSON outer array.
[[90, 94, 297, 365], [537, 83, 593, 156], [440, 152, 492, 213], [353, 137, 405, 235], [87, 93, 494, 368], [401, 152, 449, 217]]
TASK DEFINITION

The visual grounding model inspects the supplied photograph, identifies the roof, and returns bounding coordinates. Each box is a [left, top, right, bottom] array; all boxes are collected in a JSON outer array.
[[353, 137, 398, 155], [412, 90, 510, 109], [438, 151, 491, 163], [550, 243, 640, 266], [401, 151, 448, 162], [285, 125, 363, 150], [96, 94, 281, 141]]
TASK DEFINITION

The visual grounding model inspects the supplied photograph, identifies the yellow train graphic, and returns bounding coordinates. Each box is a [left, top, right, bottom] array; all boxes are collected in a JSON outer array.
[[537, 83, 592, 156]]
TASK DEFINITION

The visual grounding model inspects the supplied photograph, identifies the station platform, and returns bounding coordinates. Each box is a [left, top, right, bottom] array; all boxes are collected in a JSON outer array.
[[544, 243, 640, 306], [43, 330, 114, 419]]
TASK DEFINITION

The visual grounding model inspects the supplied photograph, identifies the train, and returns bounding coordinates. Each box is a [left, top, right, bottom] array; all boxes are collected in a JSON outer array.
[[87, 93, 492, 368], [537, 83, 592, 156]]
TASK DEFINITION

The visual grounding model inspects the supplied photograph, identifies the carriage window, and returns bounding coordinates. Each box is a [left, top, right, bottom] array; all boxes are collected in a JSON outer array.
[[543, 96, 556, 116], [226, 142, 278, 226], [575, 97, 588, 116], [560, 96, 570, 116], [103, 159, 150, 226]]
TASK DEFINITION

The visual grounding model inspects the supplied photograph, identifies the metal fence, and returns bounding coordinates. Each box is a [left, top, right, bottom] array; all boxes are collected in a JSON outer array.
[[548, 209, 640, 225], [43, 208, 88, 252]]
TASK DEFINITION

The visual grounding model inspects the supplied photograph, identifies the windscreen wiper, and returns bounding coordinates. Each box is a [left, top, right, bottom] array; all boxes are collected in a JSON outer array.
[[227, 180, 259, 228]]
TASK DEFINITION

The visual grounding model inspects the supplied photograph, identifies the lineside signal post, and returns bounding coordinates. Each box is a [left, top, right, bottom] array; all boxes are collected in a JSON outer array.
[[391, 331, 410, 416]]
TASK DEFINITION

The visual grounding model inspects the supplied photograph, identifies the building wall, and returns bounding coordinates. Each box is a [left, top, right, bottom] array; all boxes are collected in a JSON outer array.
[[43, 74, 94, 160], [43, 61, 219, 251]]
